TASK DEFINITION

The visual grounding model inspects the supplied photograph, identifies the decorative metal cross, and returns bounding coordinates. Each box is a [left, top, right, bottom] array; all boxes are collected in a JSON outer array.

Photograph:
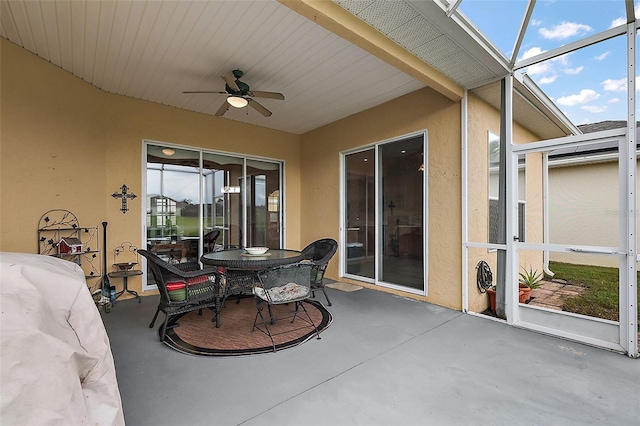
[[112, 184, 137, 214]]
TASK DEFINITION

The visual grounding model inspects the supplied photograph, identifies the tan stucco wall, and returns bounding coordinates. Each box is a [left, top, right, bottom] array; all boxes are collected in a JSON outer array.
[[1, 39, 301, 296], [548, 160, 622, 268], [465, 93, 544, 313], [2, 37, 541, 312], [300, 87, 463, 309]]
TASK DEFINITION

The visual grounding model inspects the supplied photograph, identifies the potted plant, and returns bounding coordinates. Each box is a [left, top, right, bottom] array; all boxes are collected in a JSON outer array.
[[487, 284, 497, 313], [519, 265, 543, 303]]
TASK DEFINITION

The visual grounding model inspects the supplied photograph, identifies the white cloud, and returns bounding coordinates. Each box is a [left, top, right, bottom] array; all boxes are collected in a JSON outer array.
[[610, 16, 626, 28], [519, 48, 580, 85], [595, 52, 610, 61], [539, 22, 592, 39], [539, 76, 558, 84], [531, 19, 542, 27], [581, 105, 608, 113], [608, 98, 621, 103], [610, 4, 640, 28], [521, 46, 544, 60], [602, 78, 627, 92], [556, 89, 600, 106], [565, 66, 584, 75], [528, 62, 550, 76]]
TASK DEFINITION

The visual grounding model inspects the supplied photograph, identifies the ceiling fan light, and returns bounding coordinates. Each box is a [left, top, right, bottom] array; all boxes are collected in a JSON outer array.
[[227, 96, 248, 108], [162, 148, 176, 156]]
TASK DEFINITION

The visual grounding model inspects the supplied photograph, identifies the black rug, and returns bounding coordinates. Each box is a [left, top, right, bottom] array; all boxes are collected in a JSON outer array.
[[162, 298, 332, 356]]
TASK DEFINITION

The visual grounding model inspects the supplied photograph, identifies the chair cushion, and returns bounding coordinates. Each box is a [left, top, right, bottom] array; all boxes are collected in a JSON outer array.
[[253, 282, 309, 303], [166, 276, 211, 301]]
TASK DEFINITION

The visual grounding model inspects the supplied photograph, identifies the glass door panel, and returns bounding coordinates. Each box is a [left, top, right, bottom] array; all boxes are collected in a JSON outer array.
[[246, 159, 281, 249], [203, 153, 243, 250], [379, 136, 425, 291], [146, 146, 200, 271], [345, 149, 375, 278]]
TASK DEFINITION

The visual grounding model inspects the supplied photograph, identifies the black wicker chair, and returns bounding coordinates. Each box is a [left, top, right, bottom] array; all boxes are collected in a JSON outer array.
[[138, 249, 222, 341], [203, 229, 221, 253], [252, 262, 321, 351], [300, 238, 338, 306]]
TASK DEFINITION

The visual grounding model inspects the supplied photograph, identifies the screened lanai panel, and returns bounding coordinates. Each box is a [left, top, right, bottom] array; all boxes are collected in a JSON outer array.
[[547, 143, 620, 262], [519, 248, 621, 337], [457, 0, 528, 58], [515, 138, 622, 338], [518, 34, 625, 128], [519, 1, 626, 57]]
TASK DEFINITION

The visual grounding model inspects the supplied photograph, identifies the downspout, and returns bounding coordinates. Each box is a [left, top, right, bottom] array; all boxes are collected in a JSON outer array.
[[542, 151, 555, 277]]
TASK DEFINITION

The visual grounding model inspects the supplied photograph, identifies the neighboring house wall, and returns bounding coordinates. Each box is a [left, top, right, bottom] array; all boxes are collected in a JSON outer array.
[[0, 39, 302, 296], [548, 159, 625, 268]]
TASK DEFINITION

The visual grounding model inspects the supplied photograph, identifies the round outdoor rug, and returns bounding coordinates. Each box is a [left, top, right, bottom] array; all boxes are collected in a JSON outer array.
[[162, 297, 332, 356]]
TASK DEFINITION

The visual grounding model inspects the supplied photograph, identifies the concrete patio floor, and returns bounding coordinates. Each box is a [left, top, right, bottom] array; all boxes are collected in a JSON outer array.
[[102, 284, 639, 426]]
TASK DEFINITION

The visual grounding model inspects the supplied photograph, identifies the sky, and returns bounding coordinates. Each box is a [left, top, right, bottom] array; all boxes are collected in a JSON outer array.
[[458, 0, 636, 126]]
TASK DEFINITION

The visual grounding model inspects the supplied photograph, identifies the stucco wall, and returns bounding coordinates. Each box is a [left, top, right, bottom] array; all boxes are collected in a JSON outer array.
[[465, 93, 544, 313], [2, 37, 543, 312], [300, 87, 463, 309], [1, 39, 301, 296]]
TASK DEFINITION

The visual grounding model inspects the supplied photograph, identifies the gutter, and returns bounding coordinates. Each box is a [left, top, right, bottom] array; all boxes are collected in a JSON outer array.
[[514, 73, 582, 137]]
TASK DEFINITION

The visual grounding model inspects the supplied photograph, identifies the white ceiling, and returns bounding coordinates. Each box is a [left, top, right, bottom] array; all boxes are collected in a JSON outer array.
[[0, 0, 571, 137]]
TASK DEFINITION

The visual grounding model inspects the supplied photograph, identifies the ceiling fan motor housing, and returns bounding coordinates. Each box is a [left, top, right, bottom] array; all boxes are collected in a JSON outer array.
[[225, 80, 250, 96]]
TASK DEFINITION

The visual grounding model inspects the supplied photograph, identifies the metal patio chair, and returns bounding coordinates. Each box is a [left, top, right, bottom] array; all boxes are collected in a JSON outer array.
[[300, 238, 338, 306], [252, 262, 321, 352]]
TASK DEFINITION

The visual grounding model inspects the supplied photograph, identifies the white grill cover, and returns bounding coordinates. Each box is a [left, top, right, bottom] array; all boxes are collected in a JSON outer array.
[[1, 252, 124, 425]]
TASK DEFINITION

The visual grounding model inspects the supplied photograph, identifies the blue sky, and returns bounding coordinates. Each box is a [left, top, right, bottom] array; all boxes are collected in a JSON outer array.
[[458, 0, 635, 126]]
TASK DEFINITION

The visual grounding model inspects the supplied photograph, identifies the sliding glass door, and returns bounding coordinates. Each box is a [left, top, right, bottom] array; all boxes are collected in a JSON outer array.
[[343, 133, 427, 294], [145, 143, 283, 289], [380, 136, 425, 291]]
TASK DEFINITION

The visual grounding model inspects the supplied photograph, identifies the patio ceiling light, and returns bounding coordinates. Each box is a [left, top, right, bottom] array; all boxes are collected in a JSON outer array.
[[227, 96, 248, 108]]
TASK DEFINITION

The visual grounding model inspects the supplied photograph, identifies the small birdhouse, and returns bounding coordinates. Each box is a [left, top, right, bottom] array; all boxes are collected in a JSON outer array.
[[58, 237, 83, 254]]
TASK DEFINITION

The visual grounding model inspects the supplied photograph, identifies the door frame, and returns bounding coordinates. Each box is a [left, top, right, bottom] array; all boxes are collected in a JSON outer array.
[[510, 128, 637, 355], [340, 130, 428, 296]]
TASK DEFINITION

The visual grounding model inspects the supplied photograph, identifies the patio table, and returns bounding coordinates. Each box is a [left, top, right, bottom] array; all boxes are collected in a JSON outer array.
[[200, 249, 304, 316]]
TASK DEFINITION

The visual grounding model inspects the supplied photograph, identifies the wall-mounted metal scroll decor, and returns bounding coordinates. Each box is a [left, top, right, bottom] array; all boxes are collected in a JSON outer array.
[[112, 184, 137, 214], [113, 241, 140, 271]]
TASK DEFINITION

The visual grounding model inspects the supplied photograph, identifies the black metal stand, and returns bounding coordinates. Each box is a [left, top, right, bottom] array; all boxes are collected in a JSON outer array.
[[108, 270, 143, 303]]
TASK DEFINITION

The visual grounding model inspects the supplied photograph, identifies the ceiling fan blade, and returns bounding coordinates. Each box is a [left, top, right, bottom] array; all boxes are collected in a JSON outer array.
[[247, 98, 272, 117], [183, 91, 227, 94], [221, 74, 239, 91], [249, 90, 285, 100], [215, 100, 230, 117]]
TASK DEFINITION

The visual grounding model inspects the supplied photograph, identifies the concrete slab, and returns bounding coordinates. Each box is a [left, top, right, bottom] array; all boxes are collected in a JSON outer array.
[[102, 286, 639, 426]]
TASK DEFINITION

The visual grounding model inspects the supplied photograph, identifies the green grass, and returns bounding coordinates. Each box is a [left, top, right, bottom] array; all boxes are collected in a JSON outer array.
[[548, 261, 639, 324]]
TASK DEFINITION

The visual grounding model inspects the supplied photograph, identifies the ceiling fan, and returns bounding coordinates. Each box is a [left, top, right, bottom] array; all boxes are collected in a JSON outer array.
[[183, 69, 284, 117]]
